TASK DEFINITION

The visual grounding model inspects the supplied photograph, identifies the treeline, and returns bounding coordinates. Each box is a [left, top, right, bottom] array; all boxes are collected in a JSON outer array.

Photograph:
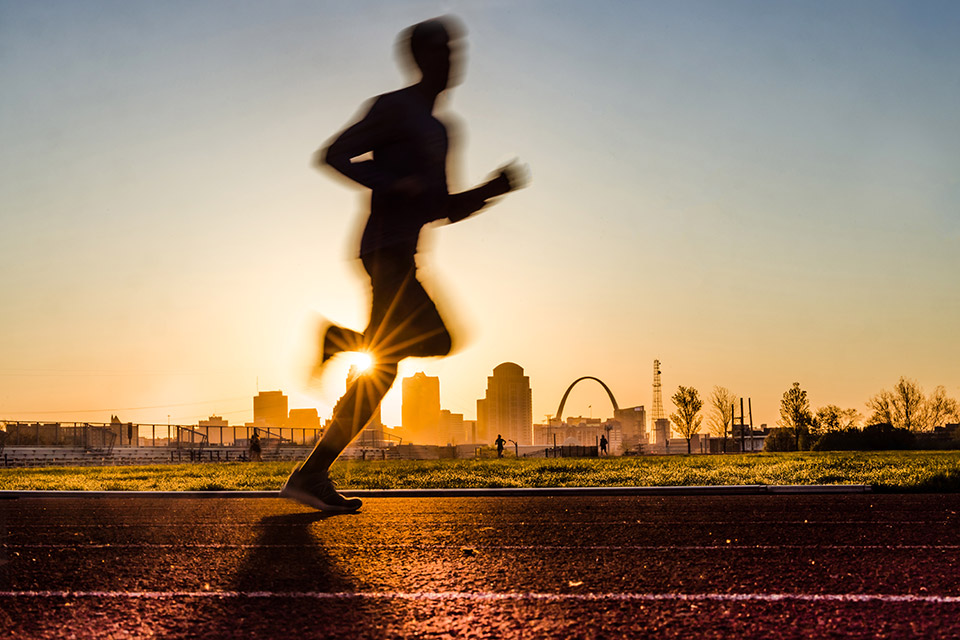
[[766, 423, 960, 452], [765, 377, 960, 452]]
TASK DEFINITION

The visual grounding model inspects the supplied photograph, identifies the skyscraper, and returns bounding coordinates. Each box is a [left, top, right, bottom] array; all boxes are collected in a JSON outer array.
[[615, 405, 647, 451], [332, 366, 383, 439], [477, 362, 533, 446], [438, 409, 466, 445], [253, 390, 287, 428], [402, 372, 441, 445]]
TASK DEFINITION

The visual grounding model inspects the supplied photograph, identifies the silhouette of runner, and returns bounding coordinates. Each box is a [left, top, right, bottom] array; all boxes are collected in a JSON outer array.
[[248, 428, 262, 463], [282, 16, 528, 511]]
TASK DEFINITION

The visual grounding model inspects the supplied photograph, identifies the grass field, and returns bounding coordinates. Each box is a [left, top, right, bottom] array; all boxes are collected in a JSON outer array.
[[1, 451, 959, 492]]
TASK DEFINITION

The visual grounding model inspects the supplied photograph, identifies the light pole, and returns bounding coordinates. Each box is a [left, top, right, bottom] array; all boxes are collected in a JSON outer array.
[[508, 439, 518, 457]]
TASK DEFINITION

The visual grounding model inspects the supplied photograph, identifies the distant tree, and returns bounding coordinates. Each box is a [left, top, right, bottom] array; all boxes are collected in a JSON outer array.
[[923, 385, 960, 429], [707, 386, 736, 453], [813, 405, 862, 435], [867, 377, 927, 430], [779, 382, 813, 451], [670, 386, 703, 454], [866, 390, 895, 427], [893, 378, 925, 430]]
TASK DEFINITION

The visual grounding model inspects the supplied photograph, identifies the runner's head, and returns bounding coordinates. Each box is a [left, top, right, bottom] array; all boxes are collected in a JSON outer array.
[[400, 16, 465, 91]]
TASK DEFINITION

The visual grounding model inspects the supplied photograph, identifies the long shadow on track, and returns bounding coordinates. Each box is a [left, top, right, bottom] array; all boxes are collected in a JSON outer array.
[[183, 510, 369, 638]]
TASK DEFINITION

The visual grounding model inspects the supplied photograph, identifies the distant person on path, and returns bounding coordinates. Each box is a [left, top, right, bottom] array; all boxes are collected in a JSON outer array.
[[282, 16, 528, 512], [249, 428, 262, 463], [495, 434, 506, 458], [599, 434, 608, 456]]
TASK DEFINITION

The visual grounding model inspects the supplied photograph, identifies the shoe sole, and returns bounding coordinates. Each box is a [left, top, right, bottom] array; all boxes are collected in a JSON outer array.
[[279, 484, 362, 513]]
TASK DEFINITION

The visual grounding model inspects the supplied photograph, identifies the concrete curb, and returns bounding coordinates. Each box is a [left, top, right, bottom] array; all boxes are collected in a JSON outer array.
[[0, 484, 873, 499]]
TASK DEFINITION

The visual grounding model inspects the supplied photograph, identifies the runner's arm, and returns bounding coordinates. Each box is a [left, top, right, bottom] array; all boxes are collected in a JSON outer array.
[[319, 98, 396, 190], [447, 161, 528, 222], [446, 174, 510, 222]]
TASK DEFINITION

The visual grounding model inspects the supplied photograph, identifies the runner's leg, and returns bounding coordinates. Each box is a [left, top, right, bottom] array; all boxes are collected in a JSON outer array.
[[362, 250, 452, 362], [297, 248, 450, 474], [298, 362, 397, 473]]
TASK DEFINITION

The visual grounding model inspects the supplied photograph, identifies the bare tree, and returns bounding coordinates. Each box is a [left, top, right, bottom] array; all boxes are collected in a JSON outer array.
[[923, 385, 960, 429], [866, 390, 895, 426], [707, 386, 736, 453], [779, 382, 812, 451], [867, 377, 927, 430], [894, 378, 925, 430], [670, 386, 703, 454], [813, 405, 862, 434]]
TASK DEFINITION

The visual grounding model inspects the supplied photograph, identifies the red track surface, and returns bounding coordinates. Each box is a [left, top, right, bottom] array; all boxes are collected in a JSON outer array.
[[2, 494, 959, 638]]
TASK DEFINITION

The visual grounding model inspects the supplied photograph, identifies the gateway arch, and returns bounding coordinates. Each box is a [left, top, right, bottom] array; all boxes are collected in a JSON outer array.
[[554, 376, 619, 422]]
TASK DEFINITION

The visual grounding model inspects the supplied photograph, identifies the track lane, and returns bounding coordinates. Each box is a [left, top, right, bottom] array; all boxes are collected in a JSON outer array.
[[2, 495, 959, 638]]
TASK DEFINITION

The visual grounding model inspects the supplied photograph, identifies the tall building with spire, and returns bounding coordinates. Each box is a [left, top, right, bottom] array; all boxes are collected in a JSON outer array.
[[477, 362, 533, 446]]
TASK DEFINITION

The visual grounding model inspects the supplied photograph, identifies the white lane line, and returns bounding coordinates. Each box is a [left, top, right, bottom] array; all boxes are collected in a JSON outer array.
[[4, 543, 960, 551], [1, 590, 959, 604], [7, 520, 952, 529]]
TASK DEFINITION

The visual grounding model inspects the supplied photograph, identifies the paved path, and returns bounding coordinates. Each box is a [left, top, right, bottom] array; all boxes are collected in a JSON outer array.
[[2, 494, 959, 638]]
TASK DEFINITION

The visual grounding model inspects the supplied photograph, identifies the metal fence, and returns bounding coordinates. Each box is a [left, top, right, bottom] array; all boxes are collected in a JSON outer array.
[[0, 421, 323, 449], [542, 445, 599, 458]]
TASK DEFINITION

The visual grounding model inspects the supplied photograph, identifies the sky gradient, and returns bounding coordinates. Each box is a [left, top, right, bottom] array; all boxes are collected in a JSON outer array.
[[2, 1, 958, 430]]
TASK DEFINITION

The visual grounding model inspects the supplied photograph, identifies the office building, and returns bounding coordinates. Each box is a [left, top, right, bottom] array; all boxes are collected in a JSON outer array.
[[288, 408, 320, 429], [614, 405, 647, 451], [439, 409, 466, 445], [477, 362, 533, 446], [253, 391, 287, 428], [402, 372, 441, 445]]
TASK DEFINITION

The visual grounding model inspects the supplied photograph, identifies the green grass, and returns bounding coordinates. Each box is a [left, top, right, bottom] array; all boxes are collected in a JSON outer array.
[[1, 451, 959, 492]]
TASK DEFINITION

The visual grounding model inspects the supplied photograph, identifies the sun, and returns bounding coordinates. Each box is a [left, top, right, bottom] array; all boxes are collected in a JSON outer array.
[[349, 351, 375, 374]]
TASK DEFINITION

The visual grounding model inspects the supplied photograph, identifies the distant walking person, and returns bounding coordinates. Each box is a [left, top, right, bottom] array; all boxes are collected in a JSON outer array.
[[281, 16, 528, 511], [249, 428, 262, 463], [599, 434, 608, 456], [495, 434, 506, 459]]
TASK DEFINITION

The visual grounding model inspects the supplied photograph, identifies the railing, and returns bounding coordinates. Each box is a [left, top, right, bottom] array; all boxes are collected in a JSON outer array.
[[245, 427, 293, 455], [353, 427, 403, 448], [84, 425, 117, 453], [541, 445, 599, 458], [0, 423, 119, 452], [0, 421, 324, 448], [175, 425, 208, 452]]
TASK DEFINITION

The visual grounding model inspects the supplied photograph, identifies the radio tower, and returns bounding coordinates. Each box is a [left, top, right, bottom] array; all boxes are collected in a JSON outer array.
[[651, 359, 670, 446], [652, 359, 664, 421]]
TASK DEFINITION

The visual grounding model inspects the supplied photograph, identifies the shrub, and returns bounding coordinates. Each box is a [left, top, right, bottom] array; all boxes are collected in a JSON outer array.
[[764, 428, 816, 452], [764, 428, 796, 452], [812, 423, 916, 451]]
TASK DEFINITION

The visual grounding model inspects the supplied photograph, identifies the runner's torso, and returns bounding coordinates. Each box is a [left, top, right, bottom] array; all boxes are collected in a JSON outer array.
[[362, 88, 449, 256]]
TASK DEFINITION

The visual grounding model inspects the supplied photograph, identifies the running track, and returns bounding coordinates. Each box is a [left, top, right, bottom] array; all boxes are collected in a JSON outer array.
[[2, 494, 959, 638]]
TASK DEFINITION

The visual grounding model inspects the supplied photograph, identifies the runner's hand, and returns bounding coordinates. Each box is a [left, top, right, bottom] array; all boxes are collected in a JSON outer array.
[[496, 160, 530, 192]]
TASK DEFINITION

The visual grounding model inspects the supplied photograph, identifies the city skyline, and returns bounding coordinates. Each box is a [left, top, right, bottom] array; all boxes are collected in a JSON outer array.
[[2, 2, 958, 431], [10, 360, 956, 432]]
